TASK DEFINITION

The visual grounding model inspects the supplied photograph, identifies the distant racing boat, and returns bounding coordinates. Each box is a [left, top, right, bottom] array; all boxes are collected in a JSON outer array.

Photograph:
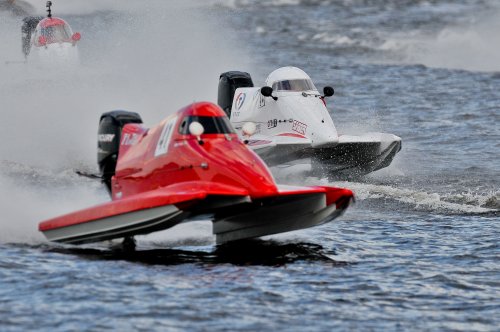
[[21, 1, 81, 65]]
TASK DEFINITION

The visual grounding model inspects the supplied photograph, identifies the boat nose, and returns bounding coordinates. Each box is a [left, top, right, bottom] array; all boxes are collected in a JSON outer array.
[[208, 143, 278, 198], [300, 101, 339, 148], [231, 157, 278, 198]]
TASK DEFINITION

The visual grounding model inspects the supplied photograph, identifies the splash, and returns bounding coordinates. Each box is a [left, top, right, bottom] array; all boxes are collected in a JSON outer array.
[[314, 178, 498, 214], [381, 7, 500, 72], [0, 0, 251, 243], [0, 162, 108, 243]]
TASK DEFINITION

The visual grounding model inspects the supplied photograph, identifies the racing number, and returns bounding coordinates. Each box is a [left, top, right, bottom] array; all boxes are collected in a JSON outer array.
[[154, 116, 177, 157], [267, 119, 278, 129]]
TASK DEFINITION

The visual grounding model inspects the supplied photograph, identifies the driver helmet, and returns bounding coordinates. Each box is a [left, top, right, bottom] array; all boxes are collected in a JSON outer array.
[[265, 67, 317, 92]]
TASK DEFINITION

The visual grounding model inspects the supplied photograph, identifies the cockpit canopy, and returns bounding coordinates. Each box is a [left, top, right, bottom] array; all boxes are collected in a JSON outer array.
[[34, 18, 73, 45], [266, 66, 318, 92], [178, 116, 235, 135], [42, 25, 71, 41], [272, 79, 317, 92]]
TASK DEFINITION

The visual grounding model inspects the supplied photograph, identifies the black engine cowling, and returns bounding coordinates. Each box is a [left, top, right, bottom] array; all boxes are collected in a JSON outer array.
[[218, 71, 254, 116], [98, 110, 142, 191], [21, 16, 43, 57]]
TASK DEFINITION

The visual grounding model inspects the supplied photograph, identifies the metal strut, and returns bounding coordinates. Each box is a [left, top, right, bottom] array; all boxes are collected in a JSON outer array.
[[46, 1, 52, 18]]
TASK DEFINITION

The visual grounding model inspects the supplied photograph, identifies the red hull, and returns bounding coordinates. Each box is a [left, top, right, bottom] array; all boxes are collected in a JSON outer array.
[[39, 102, 354, 244]]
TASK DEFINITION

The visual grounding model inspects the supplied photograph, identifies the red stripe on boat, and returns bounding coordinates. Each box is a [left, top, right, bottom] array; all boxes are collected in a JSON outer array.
[[276, 133, 307, 139]]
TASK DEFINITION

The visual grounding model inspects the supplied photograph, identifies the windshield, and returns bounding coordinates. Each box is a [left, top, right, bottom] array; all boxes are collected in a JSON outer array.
[[179, 116, 235, 135], [41, 25, 71, 43], [272, 79, 317, 92]]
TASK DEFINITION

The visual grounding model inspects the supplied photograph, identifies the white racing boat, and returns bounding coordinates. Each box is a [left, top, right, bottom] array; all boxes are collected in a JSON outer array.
[[217, 67, 402, 178]]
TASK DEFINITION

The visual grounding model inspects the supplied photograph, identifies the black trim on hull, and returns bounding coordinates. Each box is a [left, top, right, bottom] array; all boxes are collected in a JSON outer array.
[[315, 140, 402, 178], [213, 193, 350, 244], [256, 139, 402, 178]]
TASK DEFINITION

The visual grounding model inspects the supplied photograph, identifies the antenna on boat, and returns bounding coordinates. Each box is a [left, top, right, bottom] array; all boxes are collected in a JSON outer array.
[[46, 1, 52, 18]]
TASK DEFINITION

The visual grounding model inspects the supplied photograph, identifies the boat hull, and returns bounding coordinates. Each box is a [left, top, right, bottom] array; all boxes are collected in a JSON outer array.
[[213, 192, 348, 244], [256, 133, 402, 178], [39, 185, 353, 245]]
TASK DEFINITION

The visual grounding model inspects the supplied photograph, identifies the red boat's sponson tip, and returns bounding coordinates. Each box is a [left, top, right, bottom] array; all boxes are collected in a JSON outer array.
[[277, 185, 327, 196], [277, 185, 354, 207], [322, 187, 354, 207]]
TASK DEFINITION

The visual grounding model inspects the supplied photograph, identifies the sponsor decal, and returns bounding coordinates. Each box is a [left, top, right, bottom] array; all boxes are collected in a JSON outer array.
[[292, 120, 307, 135], [98, 134, 115, 142], [259, 94, 266, 108], [267, 119, 294, 129], [174, 141, 188, 148], [235, 92, 246, 110], [255, 123, 261, 134], [121, 133, 141, 146]]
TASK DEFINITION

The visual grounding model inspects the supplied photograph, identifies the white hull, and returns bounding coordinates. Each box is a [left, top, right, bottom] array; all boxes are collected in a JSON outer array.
[[227, 67, 402, 178], [30, 43, 80, 66]]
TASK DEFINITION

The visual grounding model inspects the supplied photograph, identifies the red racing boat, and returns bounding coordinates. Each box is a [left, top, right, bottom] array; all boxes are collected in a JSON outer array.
[[39, 102, 354, 245]]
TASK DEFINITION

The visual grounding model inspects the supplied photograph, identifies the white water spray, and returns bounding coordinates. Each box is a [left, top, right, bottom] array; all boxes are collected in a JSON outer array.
[[0, 0, 252, 243], [381, 6, 500, 72]]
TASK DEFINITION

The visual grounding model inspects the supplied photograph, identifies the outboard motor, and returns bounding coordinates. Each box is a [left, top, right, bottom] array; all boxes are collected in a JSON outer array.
[[98, 111, 142, 192], [218, 71, 254, 116]]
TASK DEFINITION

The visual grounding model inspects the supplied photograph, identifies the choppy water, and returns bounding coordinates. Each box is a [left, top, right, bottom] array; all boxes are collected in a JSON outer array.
[[0, 0, 499, 331]]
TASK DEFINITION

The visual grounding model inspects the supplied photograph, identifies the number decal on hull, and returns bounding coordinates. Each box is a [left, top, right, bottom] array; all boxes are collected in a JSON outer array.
[[155, 116, 178, 157], [267, 119, 278, 129]]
